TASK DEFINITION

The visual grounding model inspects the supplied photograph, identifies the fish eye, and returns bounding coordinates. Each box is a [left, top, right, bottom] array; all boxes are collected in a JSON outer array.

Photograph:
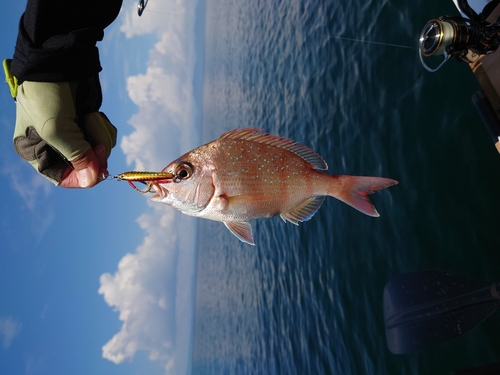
[[174, 163, 193, 182]]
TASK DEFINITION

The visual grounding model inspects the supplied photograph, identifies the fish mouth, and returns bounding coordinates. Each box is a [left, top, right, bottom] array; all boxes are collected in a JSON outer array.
[[151, 183, 169, 201]]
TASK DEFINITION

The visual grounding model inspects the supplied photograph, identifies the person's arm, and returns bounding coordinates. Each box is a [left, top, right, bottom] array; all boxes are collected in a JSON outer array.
[[7, 0, 122, 188]]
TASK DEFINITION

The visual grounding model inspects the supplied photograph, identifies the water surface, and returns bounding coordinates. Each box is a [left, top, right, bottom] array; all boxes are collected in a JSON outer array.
[[193, 1, 500, 373]]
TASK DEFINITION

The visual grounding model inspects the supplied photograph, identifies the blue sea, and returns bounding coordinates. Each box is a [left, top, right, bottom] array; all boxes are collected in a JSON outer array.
[[192, 0, 500, 374]]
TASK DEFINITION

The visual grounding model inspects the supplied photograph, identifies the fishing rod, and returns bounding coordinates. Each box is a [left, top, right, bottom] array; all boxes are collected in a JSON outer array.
[[383, 270, 500, 354], [135, 0, 500, 153], [135, 0, 417, 51], [137, 0, 148, 16]]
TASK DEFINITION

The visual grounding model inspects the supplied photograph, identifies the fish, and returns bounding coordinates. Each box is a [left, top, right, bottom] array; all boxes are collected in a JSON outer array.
[[150, 128, 398, 245]]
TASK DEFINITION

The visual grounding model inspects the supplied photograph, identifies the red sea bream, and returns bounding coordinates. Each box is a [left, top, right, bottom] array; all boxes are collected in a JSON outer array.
[[151, 128, 398, 245]]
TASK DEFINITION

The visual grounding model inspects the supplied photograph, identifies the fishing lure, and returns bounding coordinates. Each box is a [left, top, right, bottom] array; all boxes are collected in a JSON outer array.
[[112, 171, 173, 193]]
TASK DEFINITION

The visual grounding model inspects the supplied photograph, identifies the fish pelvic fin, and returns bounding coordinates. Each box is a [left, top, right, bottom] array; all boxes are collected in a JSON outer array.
[[280, 196, 325, 225], [224, 221, 255, 245], [332, 176, 398, 217]]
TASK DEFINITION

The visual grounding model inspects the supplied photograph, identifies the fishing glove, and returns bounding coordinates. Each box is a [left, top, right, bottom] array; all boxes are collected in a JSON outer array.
[[4, 60, 117, 185]]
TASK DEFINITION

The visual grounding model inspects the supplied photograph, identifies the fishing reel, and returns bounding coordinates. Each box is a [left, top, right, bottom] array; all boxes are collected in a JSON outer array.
[[419, 0, 500, 72]]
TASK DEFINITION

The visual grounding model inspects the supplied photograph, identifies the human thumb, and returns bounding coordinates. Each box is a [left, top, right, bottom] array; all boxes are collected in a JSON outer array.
[[74, 147, 100, 188], [76, 167, 94, 188], [59, 146, 103, 188]]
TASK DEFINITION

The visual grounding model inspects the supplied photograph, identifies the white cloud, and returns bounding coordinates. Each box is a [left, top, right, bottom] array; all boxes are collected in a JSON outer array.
[[127, 68, 184, 116], [0, 316, 22, 349], [100, 0, 200, 373], [119, 0, 188, 39], [24, 355, 44, 375], [99, 208, 176, 364], [155, 32, 185, 62], [120, 0, 199, 171], [0, 159, 51, 212], [0, 156, 54, 244], [99, 206, 197, 374]]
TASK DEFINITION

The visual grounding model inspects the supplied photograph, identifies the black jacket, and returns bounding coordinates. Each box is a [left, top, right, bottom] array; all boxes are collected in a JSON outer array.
[[11, 0, 123, 82]]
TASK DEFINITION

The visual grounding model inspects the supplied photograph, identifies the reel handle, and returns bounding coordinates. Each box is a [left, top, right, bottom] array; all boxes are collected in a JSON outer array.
[[419, 50, 450, 73]]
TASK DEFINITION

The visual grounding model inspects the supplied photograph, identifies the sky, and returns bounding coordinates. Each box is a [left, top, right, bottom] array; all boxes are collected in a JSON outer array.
[[0, 0, 204, 374]]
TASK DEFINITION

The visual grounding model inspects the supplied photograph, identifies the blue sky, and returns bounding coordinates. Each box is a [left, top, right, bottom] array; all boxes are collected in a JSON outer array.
[[0, 0, 203, 374]]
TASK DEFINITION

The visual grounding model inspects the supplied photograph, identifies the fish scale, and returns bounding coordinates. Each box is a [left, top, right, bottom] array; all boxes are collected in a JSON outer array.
[[215, 140, 319, 215], [151, 128, 398, 245]]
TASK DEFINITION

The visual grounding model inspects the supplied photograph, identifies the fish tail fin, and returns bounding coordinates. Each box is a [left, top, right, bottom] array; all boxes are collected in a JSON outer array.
[[329, 176, 398, 217]]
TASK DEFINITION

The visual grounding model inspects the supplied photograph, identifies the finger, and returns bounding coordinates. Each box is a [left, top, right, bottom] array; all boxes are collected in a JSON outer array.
[[58, 146, 101, 188], [18, 82, 91, 161], [94, 143, 108, 171], [94, 144, 109, 181], [82, 112, 117, 159]]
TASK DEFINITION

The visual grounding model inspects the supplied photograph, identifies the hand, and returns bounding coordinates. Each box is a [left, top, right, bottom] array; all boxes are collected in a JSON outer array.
[[59, 144, 108, 188], [12, 80, 117, 187]]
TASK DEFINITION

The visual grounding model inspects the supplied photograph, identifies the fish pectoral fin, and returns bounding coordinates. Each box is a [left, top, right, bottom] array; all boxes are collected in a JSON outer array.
[[280, 196, 325, 225], [224, 221, 255, 246]]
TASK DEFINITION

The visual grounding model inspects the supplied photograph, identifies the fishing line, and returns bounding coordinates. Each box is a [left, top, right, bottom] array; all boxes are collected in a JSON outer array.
[[139, 6, 417, 52], [139, 7, 188, 17], [332, 36, 417, 51]]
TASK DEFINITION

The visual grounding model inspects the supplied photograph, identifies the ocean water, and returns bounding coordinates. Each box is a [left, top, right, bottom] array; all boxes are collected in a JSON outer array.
[[192, 0, 500, 374]]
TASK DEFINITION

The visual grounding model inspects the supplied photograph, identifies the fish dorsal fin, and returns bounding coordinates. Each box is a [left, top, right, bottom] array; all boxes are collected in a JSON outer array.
[[220, 128, 328, 170], [224, 221, 255, 245], [280, 196, 325, 225]]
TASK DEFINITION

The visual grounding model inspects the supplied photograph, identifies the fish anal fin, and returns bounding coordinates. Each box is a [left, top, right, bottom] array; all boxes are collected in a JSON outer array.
[[280, 196, 325, 225], [224, 221, 255, 246]]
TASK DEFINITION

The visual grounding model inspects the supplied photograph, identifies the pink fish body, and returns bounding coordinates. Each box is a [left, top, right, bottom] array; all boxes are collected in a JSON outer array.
[[152, 128, 397, 245]]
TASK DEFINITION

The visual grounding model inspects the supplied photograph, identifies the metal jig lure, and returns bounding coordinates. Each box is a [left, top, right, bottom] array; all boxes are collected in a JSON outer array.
[[113, 171, 173, 193]]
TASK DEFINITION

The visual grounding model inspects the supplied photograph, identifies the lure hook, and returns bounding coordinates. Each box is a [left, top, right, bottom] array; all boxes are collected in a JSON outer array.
[[128, 180, 155, 194]]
